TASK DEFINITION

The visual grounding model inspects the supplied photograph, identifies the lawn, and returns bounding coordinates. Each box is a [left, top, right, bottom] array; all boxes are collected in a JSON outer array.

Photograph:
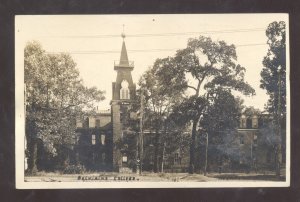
[[24, 171, 285, 182]]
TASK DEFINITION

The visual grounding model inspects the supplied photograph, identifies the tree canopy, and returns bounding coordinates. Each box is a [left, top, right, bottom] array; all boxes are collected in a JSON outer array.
[[260, 21, 286, 116], [138, 63, 185, 172], [153, 36, 255, 173], [25, 41, 105, 172]]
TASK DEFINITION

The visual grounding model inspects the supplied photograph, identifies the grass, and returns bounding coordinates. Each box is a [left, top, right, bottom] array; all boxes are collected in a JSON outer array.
[[24, 171, 286, 182]]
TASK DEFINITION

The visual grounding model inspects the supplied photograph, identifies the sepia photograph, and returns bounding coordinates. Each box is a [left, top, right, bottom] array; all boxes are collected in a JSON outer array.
[[15, 14, 290, 188]]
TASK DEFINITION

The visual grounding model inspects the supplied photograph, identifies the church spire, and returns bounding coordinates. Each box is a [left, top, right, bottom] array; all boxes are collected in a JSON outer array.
[[115, 25, 133, 68], [119, 41, 129, 66]]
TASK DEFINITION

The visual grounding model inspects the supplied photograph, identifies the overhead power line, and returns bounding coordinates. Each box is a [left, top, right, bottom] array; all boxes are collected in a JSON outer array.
[[46, 43, 267, 55], [41, 28, 265, 39]]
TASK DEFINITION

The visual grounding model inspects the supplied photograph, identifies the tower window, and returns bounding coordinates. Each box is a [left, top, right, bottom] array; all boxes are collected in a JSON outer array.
[[120, 80, 130, 99]]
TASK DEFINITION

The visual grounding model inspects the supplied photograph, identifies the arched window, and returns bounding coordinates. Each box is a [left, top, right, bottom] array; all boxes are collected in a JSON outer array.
[[120, 80, 130, 99]]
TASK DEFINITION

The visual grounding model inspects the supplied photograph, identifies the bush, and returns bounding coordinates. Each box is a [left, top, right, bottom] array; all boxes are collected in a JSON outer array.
[[63, 164, 86, 174]]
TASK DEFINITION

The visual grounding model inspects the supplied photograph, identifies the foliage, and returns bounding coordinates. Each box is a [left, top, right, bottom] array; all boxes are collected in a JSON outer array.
[[63, 164, 86, 174], [196, 89, 243, 171], [25, 41, 105, 171], [138, 63, 185, 172], [201, 89, 242, 141], [260, 21, 286, 116], [139, 63, 184, 129], [154, 36, 255, 173], [260, 21, 286, 175]]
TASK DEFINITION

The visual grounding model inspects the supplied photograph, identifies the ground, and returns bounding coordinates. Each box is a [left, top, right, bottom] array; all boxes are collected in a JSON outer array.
[[25, 171, 286, 182]]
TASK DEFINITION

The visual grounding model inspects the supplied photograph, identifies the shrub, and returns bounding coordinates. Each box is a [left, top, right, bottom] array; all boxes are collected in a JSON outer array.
[[63, 164, 86, 174]]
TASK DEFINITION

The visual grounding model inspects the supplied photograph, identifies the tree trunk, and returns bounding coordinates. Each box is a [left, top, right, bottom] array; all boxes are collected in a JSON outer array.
[[28, 138, 38, 174], [204, 133, 208, 176], [26, 119, 38, 174], [161, 142, 166, 173], [189, 118, 198, 174], [153, 128, 160, 173]]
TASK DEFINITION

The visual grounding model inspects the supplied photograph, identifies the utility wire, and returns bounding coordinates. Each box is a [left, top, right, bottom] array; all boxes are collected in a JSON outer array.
[[41, 28, 265, 39], [46, 43, 267, 55]]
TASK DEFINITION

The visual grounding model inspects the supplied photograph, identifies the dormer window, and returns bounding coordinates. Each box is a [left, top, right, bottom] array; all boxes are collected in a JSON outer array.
[[240, 115, 246, 128], [252, 115, 258, 128], [120, 80, 130, 99]]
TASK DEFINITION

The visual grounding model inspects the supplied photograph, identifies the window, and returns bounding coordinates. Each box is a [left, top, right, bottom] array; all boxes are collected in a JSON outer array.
[[252, 116, 258, 128], [246, 118, 252, 128], [174, 153, 180, 165], [240, 115, 246, 128], [120, 88, 129, 99], [95, 119, 100, 127], [253, 134, 258, 145], [122, 155, 127, 163], [120, 80, 130, 100], [240, 135, 244, 145], [100, 134, 105, 145], [92, 134, 96, 145]]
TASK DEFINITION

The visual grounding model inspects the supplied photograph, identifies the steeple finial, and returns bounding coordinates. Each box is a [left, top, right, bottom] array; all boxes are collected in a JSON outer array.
[[121, 24, 126, 40]]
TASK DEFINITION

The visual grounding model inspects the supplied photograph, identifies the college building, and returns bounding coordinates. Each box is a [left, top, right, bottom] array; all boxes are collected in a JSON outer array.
[[74, 37, 280, 173]]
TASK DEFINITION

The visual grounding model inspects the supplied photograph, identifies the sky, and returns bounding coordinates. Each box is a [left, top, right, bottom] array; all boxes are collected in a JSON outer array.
[[16, 14, 289, 110]]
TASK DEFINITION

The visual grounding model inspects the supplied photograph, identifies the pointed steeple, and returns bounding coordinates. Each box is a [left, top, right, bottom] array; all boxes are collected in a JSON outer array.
[[114, 27, 134, 70], [119, 41, 129, 66]]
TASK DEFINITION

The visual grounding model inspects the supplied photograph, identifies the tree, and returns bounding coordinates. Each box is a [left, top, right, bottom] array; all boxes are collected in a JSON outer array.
[[260, 21, 286, 177], [260, 21, 286, 115], [155, 36, 255, 173], [25, 41, 105, 173], [139, 64, 184, 172], [199, 89, 243, 174]]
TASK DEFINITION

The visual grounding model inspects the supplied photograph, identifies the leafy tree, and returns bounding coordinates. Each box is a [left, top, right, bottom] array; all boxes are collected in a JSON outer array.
[[155, 36, 255, 173], [139, 64, 184, 172], [25, 41, 105, 173], [199, 89, 243, 173], [260, 21, 286, 116], [260, 21, 286, 177]]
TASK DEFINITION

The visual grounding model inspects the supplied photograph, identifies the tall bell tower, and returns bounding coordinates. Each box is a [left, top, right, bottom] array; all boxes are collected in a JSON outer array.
[[111, 31, 136, 171]]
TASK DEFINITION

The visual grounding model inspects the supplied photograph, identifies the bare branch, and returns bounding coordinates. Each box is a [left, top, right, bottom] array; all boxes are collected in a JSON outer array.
[[187, 85, 197, 91]]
